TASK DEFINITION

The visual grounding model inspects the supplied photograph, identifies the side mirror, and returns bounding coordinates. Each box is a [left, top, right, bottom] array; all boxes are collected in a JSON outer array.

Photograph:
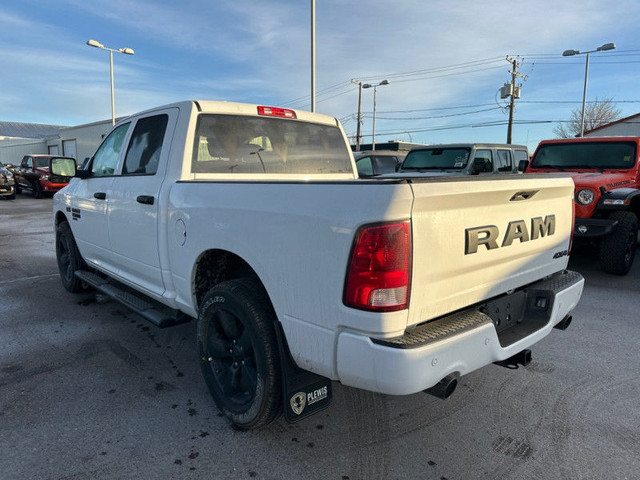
[[49, 157, 77, 177], [470, 158, 486, 175], [518, 159, 529, 172]]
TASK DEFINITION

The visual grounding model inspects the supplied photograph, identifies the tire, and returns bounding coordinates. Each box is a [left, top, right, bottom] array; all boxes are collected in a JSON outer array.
[[599, 211, 638, 275], [33, 181, 43, 199], [15, 183, 21, 194], [56, 221, 86, 292], [197, 279, 282, 430]]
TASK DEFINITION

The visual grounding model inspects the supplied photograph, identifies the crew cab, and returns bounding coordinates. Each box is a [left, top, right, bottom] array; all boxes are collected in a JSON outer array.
[[525, 137, 639, 275], [51, 100, 584, 429], [397, 143, 529, 176], [14, 154, 75, 198]]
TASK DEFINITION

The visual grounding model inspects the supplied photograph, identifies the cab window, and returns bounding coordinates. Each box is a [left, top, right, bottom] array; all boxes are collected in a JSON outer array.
[[473, 149, 493, 172], [496, 149, 513, 172], [356, 156, 374, 176], [122, 115, 168, 175], [91, 123, 130, 177]]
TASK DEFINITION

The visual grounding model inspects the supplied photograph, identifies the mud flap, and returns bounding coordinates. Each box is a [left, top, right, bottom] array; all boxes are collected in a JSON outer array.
[[274, 322, 332, 423]]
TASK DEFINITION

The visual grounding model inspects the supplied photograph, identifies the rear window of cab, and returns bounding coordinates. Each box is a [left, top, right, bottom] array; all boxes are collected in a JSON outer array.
[[191, 114, 353, 175]]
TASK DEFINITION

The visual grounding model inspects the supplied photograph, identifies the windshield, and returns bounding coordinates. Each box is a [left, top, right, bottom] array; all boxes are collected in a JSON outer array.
[[33, 157, 52, 168], [531, 141, 637, 169], [192, 114, 353, 174], [401, 148, 470, 169]]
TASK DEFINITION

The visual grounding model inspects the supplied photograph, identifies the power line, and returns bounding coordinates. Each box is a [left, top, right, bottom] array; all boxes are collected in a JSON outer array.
[[362, 106, 502, 121]]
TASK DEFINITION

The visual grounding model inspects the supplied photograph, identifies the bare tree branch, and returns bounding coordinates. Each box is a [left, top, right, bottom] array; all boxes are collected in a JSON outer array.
[[553, 97, 622, 138]]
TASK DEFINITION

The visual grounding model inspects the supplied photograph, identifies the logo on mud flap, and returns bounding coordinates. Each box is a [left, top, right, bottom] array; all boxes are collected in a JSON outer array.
[[290, 392, 306, 415]]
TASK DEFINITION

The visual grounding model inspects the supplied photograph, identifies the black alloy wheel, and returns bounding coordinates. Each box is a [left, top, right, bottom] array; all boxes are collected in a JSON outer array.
[[55, 221, 86, 292], [599, 211, 638, 275], [197, 279, 282, 430]]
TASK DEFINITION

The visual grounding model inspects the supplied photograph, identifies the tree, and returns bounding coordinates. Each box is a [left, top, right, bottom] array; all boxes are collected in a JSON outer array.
[[553, 97, 622, 138]]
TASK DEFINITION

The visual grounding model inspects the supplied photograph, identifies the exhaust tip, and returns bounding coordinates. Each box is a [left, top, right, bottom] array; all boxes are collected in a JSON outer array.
[[424, 374, 458, 399]]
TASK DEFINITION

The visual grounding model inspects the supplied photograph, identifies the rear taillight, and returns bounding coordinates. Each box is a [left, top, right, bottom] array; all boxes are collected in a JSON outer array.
[[344, 221, 412, 312], [257, 106, 297, 119]]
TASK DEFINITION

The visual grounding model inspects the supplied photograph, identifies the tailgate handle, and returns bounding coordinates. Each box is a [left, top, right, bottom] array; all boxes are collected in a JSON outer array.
[[93, 192, 106, 200], [137, 195, 155, 205]]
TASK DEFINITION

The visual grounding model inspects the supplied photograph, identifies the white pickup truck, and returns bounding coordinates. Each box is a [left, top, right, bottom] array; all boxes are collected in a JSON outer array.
[[51, 100, 584, 429]]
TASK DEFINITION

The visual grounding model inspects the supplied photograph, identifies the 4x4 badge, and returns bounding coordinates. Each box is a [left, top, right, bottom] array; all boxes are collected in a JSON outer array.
[[290, 392, 306, 415]]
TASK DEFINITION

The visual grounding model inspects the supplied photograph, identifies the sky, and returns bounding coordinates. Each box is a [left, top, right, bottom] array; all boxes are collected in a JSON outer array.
[[1, 0, 640, 151]]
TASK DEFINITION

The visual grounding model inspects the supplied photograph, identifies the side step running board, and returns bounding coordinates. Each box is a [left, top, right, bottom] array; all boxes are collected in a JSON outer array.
[[75, 270, 191, 328]]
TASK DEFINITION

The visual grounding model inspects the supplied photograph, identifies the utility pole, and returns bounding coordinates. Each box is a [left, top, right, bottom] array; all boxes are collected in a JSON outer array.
[[351, 79, 363, 151], [502, 56, 526, 144]]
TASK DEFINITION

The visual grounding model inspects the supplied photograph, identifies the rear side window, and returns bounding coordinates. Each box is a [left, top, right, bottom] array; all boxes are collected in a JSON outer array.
[[91, 123, 130, 177], [192, 114, 352, 174], [496, 149, 513, 172], [123, 115, 168, 175], [356, 156, 374, 176], [514, 149, 529, 163]]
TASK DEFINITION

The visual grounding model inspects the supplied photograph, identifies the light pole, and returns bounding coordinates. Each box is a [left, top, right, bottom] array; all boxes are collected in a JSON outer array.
[[310, 0, 316, 112], [362, 80, 389, 150], [86, 39, 135, 125], [562, 42, 615, 137]]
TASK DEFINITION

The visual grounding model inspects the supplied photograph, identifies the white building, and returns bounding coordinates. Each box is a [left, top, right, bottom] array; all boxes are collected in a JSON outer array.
[[583, 112, 640, 137], [0, 119, 118, 165]]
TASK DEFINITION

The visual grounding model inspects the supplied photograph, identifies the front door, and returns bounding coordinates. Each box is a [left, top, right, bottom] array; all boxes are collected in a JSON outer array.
[[68, 122, 131, 271]]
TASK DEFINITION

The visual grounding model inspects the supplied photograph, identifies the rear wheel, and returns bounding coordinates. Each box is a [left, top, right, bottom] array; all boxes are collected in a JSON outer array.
[[56, 221, 86, 292], [197, 279, 282, 430], [599, 211, 638, 275]]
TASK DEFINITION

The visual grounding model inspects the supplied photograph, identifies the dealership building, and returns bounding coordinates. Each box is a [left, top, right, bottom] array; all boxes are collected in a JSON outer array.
[[0, 119, 118, 165]]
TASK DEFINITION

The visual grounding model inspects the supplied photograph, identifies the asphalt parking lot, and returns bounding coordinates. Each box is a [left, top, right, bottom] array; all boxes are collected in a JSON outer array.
[[1, 196, 639, 480]]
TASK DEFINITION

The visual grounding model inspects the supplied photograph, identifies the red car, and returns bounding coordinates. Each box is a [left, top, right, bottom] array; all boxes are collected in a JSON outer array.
[[525, 137, 639, 275], [14, 155, 75, 198]]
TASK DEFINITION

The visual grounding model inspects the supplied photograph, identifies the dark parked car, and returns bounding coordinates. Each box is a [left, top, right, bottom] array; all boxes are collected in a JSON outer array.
[[354, 150, 405, 177], [14, 155, 75, 198], [0, 161, 16, 200]]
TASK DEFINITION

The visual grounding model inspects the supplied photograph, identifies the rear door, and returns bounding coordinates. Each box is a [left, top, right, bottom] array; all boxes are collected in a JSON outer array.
[[107, 109, 177, 296], [407, 175, 574, 326], [496, 149, 515, 173]]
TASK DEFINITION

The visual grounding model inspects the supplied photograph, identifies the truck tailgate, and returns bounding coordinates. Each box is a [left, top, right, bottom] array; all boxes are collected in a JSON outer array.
[[408, 175, 574, 327]]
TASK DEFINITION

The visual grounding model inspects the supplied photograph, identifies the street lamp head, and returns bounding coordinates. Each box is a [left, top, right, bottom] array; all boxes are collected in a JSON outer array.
[[562, 49, 579, 56], [597, 42, 616, 51], [379, 79, 390, 86], [119, 47, 135, 55], [362, 83, 373, 89], [86, 39, 104, 49]]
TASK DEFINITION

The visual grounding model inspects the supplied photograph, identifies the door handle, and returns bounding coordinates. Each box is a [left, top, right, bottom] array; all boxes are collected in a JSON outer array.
[[136, 195, 155, 205], [94, 192, 106, 200]]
